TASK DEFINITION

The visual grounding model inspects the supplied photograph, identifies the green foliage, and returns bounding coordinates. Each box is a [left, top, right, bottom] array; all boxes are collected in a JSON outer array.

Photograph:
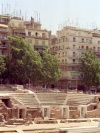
[[4, 36, 61, 85], [0, 55, 6, 75], [80, 49, 100, 88], [7, 36, 42, 84], [40, 50, 61, 85]]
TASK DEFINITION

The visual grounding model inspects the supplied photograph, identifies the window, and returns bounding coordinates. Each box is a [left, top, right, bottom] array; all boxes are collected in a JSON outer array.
[[82, 38, 84, 43], [65, 59, 67, 62], [98, 41, 100, 44], [86, 46, 89, 50], [1, 51, 4, 55], [73, 59, 75, 63], [73, 52, 75, 57], [28, 32, 31, 36], [62, 59, 64, 63], [93, 47, 95, 51], [81, 46, 84, 49], [65, 52, 67, 55], [35, 32, 38, 37], [73, 37, 76, 42]]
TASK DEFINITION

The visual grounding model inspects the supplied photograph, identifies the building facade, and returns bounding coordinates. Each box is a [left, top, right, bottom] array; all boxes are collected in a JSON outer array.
[[8, 16, 51, 52], [51, 26, 100, 89], [0, 14, 10, 56], [25, 17, 51, 52], [0, 14, 51, 56]]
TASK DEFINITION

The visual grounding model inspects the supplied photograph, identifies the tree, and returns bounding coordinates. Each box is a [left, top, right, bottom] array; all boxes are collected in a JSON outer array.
[[0, 56, 6, 75], [80, 49, 100, 92], [0, 55, 6, 84], [3, 36, 61, 86], [6, 36, 42, 84], [40, 50, 61, 87]]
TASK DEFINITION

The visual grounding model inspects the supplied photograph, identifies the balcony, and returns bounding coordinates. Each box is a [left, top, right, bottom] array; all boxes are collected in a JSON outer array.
[[68, 55, 79, 59], [60, 63, 67, 66], [0, 29, 8, 33], [67, 63, 81, 67], [34, 44, 48, 49], [0, 45, 8, 49], [94, 51, 100, 55], [77, 48, 85, 51], [34, 36, 49, 40]]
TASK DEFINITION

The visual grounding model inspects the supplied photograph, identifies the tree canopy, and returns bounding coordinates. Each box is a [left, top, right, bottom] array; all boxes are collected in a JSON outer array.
[[80, 49, 100, 90], [6, 36, 42, 84], [0, 55, 6, 76], [3, 36, 61, 86], [40, 50, 61, 86]]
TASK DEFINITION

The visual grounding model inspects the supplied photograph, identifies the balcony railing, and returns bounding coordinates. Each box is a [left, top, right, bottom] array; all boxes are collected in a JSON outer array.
[[0, 29, 8, 33], [0, 45, 8, 49], [67, 63, 81, 66]]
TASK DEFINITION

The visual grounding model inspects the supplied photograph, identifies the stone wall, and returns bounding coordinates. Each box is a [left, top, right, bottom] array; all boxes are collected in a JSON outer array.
[[27, 109, 42, 118], [69, 110, 80, 119], [50, 107, 62, 119], [86, 108, 100, 118]]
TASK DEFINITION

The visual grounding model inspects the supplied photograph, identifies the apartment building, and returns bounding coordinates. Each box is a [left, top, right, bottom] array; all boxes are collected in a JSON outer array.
[[0, 14, 51, 56], [8, 16, 26, 38], [0, 15, 10, 56], [8, 16, 50, 52], [25, 17, 51, 52], [51, 26, 100, 89]]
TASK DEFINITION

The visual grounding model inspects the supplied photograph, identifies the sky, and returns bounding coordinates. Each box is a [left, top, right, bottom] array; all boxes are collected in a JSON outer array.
[[0, 0, 100, 34]]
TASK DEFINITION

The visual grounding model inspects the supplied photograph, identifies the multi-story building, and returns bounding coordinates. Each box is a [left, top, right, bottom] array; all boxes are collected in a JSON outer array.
[[0, 14, 10, 56], [51, 26, 100, 89], [0, 14, 51, 56], [25, 17, 51, 52], [0, 14, 10, 25], [8, 16, 26, 38], [8, 16, 51, 52]]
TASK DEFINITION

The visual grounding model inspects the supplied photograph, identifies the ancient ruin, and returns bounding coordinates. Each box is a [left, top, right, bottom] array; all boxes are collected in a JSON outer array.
[[0, 85, 100, 132]]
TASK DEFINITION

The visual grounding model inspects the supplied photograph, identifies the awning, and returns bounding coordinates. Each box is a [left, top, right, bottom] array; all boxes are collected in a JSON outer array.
[[0, 24, 8, 28]]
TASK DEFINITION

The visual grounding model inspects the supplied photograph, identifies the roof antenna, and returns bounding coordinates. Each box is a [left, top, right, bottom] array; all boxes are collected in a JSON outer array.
[[9, 4, 10, 15], [39, 13, 41, 23], [2, 4, 3, 15]]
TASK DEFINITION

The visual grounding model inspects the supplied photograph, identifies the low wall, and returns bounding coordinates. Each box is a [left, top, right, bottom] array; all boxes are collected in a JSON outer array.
[[86, 108, 100, 118], [51, 107, 62, 119], [69, 110, 80, 119]]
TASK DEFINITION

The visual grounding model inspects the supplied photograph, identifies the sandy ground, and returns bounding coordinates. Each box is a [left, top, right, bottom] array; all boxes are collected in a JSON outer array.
[[0, 119, 99, 132]]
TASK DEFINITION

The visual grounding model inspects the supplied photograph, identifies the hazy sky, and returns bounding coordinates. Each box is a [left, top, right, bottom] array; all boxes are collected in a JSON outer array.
[[0, 0, 100, 34]]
